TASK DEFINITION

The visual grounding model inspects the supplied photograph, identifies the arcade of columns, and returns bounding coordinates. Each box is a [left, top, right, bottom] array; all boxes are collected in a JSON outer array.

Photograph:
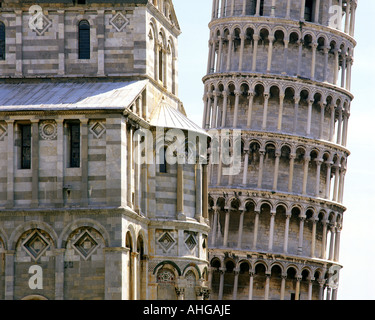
[[202, 0, 356, 300]]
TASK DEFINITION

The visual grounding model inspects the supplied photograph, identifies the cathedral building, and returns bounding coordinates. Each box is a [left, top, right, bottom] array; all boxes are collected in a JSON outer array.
[[203, 0, 357, 300], [0, 0, 210, 300]]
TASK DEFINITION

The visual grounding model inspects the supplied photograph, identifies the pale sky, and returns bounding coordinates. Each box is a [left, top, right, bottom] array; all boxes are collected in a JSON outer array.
[[174, 0, 374, 300]]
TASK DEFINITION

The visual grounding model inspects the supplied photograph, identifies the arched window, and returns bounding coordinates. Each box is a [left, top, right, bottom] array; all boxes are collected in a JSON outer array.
[[78, 20, 90, 60], [0, 22, 5, 60]]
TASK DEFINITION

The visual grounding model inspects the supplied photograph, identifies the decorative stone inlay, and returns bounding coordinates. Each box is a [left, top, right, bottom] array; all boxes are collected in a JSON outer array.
[[73, 229, 99, 260], [110, 12, 129, 32], [0, 123, 7, 140], [185, 233, 197, 251], [157, 269, 175, 283], [29, 7, 53, 36], [158, 232, 176, 253], [22, 230, 50, 261], [89, 121, 106, 139], [39, 121, 58, 140]]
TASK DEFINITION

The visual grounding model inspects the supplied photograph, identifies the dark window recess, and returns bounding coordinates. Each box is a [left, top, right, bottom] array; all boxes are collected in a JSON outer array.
[[69, 124, 80, 168], [259, 0, 264, 16], [21, 125, 31, 170], [305, 0, 314, 22], [159, 50, 163, 81], [0, 22, 5, 60], [78, 20, 90, 60], [159, 147, 167, 173]]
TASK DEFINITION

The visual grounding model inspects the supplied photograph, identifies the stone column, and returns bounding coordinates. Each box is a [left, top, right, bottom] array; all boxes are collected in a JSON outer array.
[[246, 92, 254, 128], [295, 276, 302, 300], [223, 210, 230, 247], [283, 214, 291, 253], [298, 217, 306, 255], [268, 211, 276, 251], [286, 0, 291, 19], [5, 120, 14, 209], [237, 208, 245, 249], [232, 269, 240, 300], [211, 207, 219, 246], [334, 228, 341, 262], [127, 126, 133, 208], [318, 280, 325, 300], [221, 91, 228, 127], [218, 268, 225, 300], [264, 274, 271, 300], [333, 49, 339, 85], [329, 104, 335, 142], [177, 156, 186, 220], [323, 46, 330, 82], [319, 103, 326, 140], [314, 0, 321, 22], [252, 211, 260, 250], [288, 153, 296, 193], [238, 34, 246, 71], [226, 35, 234, 72], [325, 161, 333, 200], [341, 54, 347, 88], [233, 90, 241, 128], [195, 162, 203, 222], [307, 278, 314, 300], [336, 106, 343, 145], [97, 9, 105, 76], [266, 36, 274, 73], [255, 0, 261, 16], [257, 150, 265, 189], [211, 91, 219, 129], [311, 219, 318, 258], [328, 225, 336, 261], [252, 35, 259, 72], [262, 93, 270, 130], [273, 151, 281, 190], [15, 10, 23, 76], [293, 97, 300, 134], [349, 2, 357, 36], [302, 155, 311, 195], [248, 271, 254, 300], [311, 43, 318, 80], [315, 159, 323, 197], [242, 149, 249, 185], [306, 99, 313, 135], [321, 221, 328, 259], [80, 119, 89, 207], [277, 94, 285, 131], [297, 40, 303, 76], [272, 273, 284, 300], [57, 10, 65, 75], [216, 37, 223, 72], [300, 0, 306, 20], [205, 93, 213, 129], [202, 164, 209, 220]]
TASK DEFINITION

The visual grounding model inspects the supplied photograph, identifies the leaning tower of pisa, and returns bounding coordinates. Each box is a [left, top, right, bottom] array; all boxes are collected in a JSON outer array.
[[203, 0, 357, 300]]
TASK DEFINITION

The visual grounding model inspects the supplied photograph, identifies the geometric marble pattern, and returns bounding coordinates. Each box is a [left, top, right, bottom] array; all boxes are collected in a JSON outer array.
[[22, 230, 50, 261], [73, 229, 98, 260]]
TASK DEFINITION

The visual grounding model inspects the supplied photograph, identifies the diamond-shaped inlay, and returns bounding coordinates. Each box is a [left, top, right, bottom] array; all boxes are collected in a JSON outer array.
[[158, 232, 176, 252], [185, 234, 197, 251], [29, 11, 52, 36], [110, 12, 129, 32], [0, 123, 7, 140], [73, 230, 98, 260], [90, 121, 106, 139], [22, 230, 50, 261]]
